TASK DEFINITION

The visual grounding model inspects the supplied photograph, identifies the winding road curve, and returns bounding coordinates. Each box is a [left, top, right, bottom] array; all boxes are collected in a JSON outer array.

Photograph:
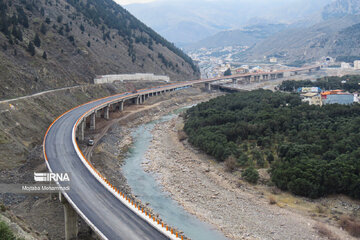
[[43, 83, 192, 240]]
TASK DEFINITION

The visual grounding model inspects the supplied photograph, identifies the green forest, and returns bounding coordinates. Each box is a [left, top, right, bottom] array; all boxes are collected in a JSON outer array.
[[184, 89, 360, 199], [279, 75, 360, 92]]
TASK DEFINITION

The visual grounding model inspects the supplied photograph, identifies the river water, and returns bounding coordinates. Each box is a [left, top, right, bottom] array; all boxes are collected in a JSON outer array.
[[122, 108, 227, 240]]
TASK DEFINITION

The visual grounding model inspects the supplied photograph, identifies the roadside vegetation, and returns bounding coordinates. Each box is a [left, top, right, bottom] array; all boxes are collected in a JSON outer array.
[[279, 75, 360, 92], [0, 221, 23, 240], [184, 89, 360, 199]]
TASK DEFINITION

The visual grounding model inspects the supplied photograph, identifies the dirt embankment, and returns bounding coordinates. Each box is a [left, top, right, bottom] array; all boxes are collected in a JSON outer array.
[[0, 81, 163, 240], [142, 114, 359, 240]]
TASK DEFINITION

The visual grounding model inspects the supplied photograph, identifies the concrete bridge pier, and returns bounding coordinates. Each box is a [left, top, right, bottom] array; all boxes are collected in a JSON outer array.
[[119, 101, 124, 111], [90, 112, 96, 130], [104, 105, 110, 120], [95, 110, 101, 118], [205, 83, 211, 91], [80, 120, 85, 141], [59, 193, 78, 240]]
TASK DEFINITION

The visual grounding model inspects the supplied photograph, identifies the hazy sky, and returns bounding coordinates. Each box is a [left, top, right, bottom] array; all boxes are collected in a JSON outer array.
[[114, 0, 156, 5]]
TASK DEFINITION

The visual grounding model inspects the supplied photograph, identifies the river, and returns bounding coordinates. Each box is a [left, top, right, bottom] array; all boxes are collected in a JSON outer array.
[[122, 108, 227, 240]]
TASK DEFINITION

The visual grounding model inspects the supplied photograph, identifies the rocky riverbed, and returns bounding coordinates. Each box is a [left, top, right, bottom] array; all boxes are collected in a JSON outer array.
[[143, 116, 357, 240]]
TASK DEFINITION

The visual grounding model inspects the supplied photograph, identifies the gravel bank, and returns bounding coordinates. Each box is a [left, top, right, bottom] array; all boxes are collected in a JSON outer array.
[[143, 117, 355, 240]]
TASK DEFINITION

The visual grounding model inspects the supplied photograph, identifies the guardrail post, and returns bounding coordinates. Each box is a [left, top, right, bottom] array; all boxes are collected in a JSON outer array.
[[59, 193, 78, 240]]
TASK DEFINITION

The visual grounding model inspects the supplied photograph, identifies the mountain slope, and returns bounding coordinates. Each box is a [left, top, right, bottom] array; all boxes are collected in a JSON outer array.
[[322, 0, 360, 19], [124, 0, 331, 45], [236, 15, 360, 63], [0, 0, 199, 100], [185, 23, 288, 50]]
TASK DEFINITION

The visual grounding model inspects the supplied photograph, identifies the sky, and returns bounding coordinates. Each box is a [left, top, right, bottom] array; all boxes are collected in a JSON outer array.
[[114, 0, 157, 5]]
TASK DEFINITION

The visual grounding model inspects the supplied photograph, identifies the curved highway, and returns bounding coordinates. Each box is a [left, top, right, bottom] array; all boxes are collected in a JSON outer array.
[[43, 84, 190, 240]]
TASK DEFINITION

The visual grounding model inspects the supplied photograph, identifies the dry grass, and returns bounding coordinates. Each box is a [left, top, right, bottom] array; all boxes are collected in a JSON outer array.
[[224, 156, 237, 172], [270, 186, 281, 195], [339, 215, 360, 238], [269, 195, 277, 205], [314, 223, 340, 240], [316, 205, 326, 214]]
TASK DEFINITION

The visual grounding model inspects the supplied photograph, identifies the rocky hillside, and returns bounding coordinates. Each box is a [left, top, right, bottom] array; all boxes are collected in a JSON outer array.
[[0, 0, 199, 100], [236, 15, 360, 64], [322, 0, 360, 19], [236, 0, 360, 64]]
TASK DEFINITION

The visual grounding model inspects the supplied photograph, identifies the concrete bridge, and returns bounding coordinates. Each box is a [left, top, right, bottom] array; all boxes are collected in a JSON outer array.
[[43, 65, 320, 240], [200, 65, 321, 91]]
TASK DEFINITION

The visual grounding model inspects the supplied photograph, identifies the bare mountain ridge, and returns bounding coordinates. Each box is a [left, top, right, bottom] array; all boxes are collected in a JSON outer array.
[[232, 0, 360, 63], [0, 0, 199, 100], [323, 0, 360, 19], [236, 15, 360, 63]]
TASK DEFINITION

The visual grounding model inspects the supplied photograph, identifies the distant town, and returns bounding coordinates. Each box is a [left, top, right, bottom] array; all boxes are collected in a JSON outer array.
[[187, 46, 360, 80]]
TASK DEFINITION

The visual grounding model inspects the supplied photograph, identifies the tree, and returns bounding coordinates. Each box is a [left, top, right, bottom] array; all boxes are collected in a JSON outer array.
[[57, 15, 63, 23], [65, 23, 70, 33], [266, 152, 274, 164], [17, 7, 29, 28], [12, 26, 22, 41], [27, 41, 35, 56], [34, 33, 41, 47], [68, 35, 74, 43], [45, 17, 51, 24], [80, 24, 85, 32], [242, 167, 259, 184], [40, 23, 47, 35], [224, 68, 232, 76], [42, 51, 47, 59], [87, 41, 91, 47]]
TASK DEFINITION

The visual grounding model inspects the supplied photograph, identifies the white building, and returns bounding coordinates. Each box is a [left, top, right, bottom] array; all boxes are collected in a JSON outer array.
[[94, 73, 170, 84], [341, 62, 351, 69], [354, 93, 359, 103], [269, 57, 277, 63], [354, 60, 360, 70]]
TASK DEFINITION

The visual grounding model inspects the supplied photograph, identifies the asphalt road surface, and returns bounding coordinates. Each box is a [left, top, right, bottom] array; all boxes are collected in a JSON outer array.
[[44, 89, 172, 240]]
